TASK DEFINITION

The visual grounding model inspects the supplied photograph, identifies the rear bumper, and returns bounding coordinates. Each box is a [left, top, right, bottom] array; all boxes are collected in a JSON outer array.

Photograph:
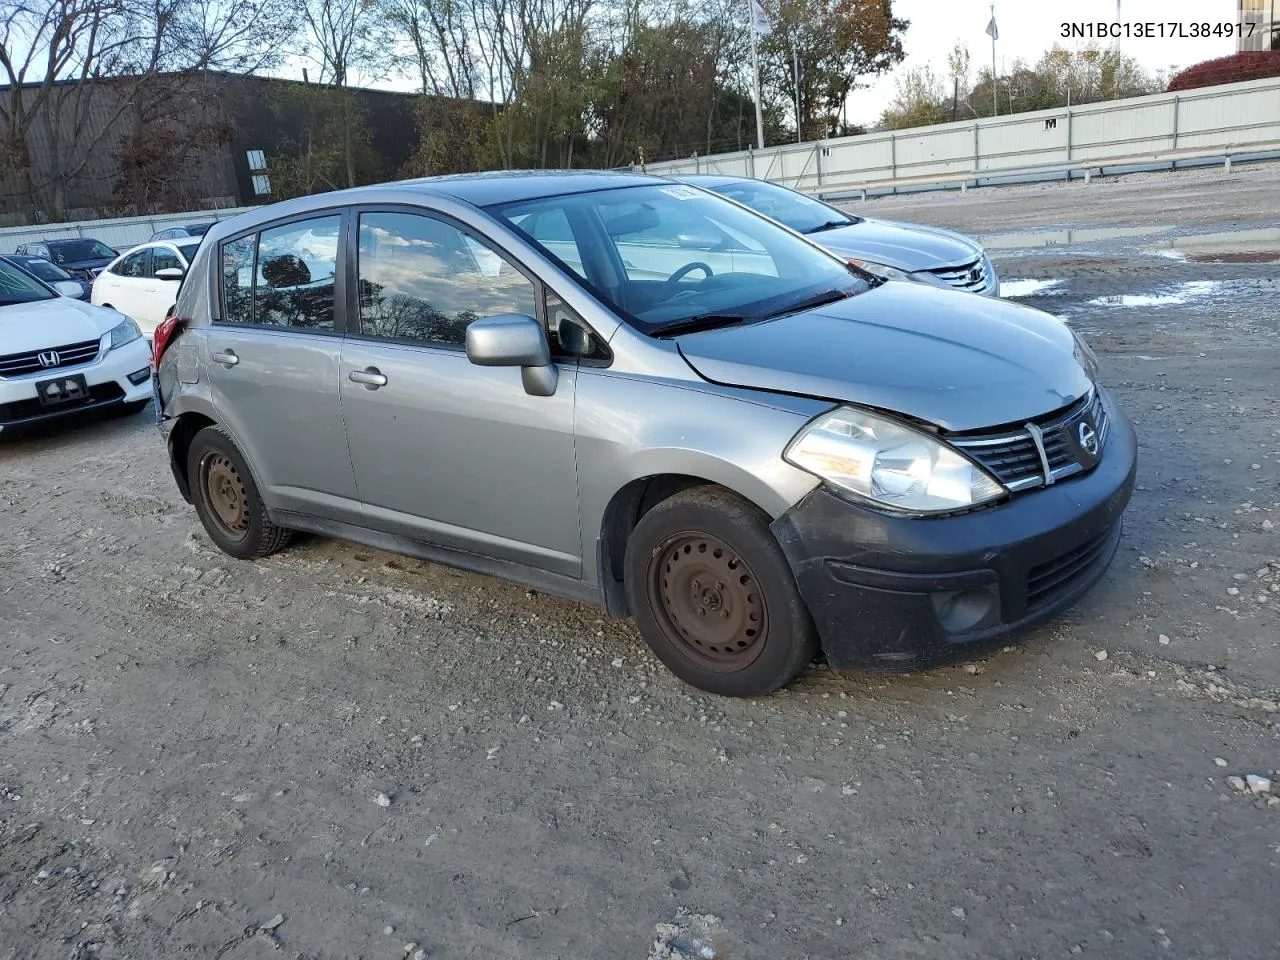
[[771, 403, 1137, 670]]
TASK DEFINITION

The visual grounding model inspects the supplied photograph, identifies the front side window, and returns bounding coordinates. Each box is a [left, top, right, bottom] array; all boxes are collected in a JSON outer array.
[[0, 259, 55, 304], [113, 250, 149, 278], [218, 216, 340, 329], [493, 184, 867, 333], [356, 211, 537, 346], [152, 247, 182, 274]]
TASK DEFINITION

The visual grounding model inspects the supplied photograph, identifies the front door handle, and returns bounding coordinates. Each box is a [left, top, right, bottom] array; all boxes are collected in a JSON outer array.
[[212, 349, 239, 366], [349, 367, 388, 388]]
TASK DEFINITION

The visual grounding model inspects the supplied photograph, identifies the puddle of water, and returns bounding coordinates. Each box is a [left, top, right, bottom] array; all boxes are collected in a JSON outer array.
[[1142, 227, 1280, 264], [1087, 279, 1222, 308], [1002, 278, 1065, 298], [980, 224, 1172, 251]]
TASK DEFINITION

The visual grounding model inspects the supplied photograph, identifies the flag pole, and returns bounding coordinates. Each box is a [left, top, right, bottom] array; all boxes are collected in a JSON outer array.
[[990, 4, 997, 116], [750, 0, 766, 150]]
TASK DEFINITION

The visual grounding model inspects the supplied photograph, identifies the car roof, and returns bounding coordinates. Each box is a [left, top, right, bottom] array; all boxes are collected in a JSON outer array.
[[398, 170, 668, 206]]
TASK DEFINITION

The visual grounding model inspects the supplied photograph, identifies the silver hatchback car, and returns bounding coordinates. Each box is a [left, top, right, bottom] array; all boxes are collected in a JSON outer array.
[[155, 171, 1135, 696]]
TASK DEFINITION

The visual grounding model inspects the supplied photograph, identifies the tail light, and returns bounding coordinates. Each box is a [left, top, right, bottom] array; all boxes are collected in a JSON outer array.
[[152, 308, 185, 368]]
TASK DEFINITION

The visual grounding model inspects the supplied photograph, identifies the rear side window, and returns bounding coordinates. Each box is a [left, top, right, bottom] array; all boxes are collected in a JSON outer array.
[[218, 215, 341, 330], [356, 211, 536, 346]]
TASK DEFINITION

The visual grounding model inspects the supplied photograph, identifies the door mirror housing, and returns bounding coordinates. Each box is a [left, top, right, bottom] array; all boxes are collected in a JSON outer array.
[[53, 280, 84, 298], [154, 266, 185, 281], [466, 313, 558, 397]]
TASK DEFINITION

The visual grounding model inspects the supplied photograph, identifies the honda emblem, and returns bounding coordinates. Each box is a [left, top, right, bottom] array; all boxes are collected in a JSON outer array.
[[37, 350, 60, 368]]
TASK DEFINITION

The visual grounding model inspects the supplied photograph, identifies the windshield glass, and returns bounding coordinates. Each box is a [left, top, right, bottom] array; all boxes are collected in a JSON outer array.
[[709, 180, 858, 234], [16, 258, 71, 282], [185, 223, 213, 236], [0, 259, 56, 305], [491, 184, 868, 333], [48, 239, 116, 263], [176, 241, 201, 262]]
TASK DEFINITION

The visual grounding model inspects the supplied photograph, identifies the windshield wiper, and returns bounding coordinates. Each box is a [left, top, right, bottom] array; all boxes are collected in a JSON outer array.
[[761, 288, 853, 321], [653, 313, 750, 338], [804, 219, 851, 234]]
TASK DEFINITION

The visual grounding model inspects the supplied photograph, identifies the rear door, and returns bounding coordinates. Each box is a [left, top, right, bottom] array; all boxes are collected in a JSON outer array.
[[338, 207, 582, 576], [202, 211, 360, 521]]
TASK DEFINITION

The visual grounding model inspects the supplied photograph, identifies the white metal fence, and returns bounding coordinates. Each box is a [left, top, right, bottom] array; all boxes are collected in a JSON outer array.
[[0, 205, 259, 255], [643, 76, 1280, 196]]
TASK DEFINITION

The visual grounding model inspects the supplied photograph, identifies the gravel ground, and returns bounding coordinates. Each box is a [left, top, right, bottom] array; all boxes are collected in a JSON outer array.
[[3, 164, 1279, 960]]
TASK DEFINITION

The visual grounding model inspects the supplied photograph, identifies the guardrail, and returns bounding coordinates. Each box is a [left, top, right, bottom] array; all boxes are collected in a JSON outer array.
[[643, 76, 1280, 198], [0, 205, 259, 254]]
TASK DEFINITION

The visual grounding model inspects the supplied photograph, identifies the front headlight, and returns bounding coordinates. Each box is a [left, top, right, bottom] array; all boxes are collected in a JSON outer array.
[[106, 317, 142, 351], [847, 258, 914, 282], [1072, 329, 1099, 379], [784, 406, 1006, 514]]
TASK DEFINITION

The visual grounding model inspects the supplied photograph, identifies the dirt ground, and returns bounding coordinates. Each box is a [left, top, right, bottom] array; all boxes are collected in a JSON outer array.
[[2, 163, 1279, 960]]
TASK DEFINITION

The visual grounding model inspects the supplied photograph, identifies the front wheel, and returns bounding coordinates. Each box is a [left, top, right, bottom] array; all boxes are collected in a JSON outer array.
[[624, 486, 818, 696]]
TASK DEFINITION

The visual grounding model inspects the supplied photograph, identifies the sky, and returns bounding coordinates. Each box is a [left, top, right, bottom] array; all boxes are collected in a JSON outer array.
[[843, 0, 1240, 125]]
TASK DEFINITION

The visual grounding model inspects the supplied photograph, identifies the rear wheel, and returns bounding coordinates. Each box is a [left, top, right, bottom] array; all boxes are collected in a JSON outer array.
[[624, 486, 817, 696], [187, 426, 291, 560]]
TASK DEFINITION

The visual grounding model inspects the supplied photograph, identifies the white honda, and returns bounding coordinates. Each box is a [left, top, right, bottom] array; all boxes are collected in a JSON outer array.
[[0, 257, 153, 433]]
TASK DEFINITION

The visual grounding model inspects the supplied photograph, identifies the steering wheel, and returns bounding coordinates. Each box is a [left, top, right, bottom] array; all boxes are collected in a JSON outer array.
[[665, 261, 714, 288]]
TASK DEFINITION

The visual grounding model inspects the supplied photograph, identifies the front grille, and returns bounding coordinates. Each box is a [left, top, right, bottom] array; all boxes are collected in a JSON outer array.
[[950, 391, 1110, 492], [0, 381, 123, 424], [926, 257, 990, 293], [0, 337, 102, 378], [1027, 526, 1116, 609]]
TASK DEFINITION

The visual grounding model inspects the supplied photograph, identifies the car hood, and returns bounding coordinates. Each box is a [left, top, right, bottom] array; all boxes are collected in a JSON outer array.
[[812, 218, 982, 272], [0, 297, 126, 354], [58, 257, 114, 272], [675, 282, 1091, 432]]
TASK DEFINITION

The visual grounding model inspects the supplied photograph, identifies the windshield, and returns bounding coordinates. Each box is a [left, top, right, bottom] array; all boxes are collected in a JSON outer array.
[[48, 239, 116, 263], [15, 257, 71, 282], [185, 223, 213, 236], [710, 180, 859, 235], [0, 259, 56, 305], [176, 240, 201, 262], [491, 183, 868, 333]]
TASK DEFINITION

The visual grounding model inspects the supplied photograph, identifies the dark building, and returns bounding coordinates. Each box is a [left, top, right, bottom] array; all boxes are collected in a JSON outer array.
[[0, 72, 469, 226]]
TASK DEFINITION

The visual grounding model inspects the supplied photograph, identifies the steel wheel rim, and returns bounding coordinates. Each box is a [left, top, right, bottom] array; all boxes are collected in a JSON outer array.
[[648, 531, 769, 671], [201, 452, 249, 539]]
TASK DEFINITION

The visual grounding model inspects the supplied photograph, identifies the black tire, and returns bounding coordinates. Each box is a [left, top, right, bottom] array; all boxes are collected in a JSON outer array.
[[114, 399, 151, 417], [187, 425, 291, 560], [624, 485, 818, 696]]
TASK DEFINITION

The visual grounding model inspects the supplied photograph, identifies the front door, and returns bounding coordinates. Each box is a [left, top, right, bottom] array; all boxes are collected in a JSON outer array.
[[202, 212, 360, 521], [339, 208, 581, 576]]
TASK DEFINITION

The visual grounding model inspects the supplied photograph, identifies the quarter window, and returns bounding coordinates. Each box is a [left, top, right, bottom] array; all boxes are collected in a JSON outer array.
[[113, 250, 149, 278], [356, 211, 537, 346], [217, 215, 341, 330]]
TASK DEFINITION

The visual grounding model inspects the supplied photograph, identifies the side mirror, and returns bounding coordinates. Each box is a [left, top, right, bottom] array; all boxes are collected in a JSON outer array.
[[53, 280, 84, 298], [465, 313, 558, 397], [155, 266, 185, 281]]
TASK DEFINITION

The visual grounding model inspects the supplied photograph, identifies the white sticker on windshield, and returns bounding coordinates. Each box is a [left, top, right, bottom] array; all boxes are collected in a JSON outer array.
[[659, 185, 702, 200]]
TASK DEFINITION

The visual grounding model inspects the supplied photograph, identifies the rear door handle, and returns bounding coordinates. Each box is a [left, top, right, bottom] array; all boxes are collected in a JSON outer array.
[[212, 350, 239, 366], [349, 367, 387, 388]]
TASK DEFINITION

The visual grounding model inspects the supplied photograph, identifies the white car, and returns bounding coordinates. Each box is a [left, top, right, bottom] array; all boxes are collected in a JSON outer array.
[[92, 239, 201, 335], [1, 257, 153, 433]]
